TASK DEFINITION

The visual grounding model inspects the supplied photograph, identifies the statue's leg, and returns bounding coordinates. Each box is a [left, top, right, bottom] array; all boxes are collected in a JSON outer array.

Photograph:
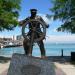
[[23, 39, 29, 55], [37, 40, 46, 58], [27, 40, 33, 56], [27, 33, 34, 56]]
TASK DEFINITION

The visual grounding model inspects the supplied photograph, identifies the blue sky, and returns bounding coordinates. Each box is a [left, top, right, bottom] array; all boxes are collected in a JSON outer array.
[[0, 0, 75, 42]]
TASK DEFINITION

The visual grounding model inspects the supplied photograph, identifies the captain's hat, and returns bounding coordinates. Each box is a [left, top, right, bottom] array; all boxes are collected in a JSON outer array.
[[30, 9, 37, 12]]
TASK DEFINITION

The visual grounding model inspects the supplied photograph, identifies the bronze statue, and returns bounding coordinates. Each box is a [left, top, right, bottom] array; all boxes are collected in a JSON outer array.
[[20, 9, 49, 58]]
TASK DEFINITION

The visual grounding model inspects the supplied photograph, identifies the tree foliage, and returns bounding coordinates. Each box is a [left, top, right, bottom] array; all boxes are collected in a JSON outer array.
[[51, 0, 75, 33], [0, 0, 21, 31]]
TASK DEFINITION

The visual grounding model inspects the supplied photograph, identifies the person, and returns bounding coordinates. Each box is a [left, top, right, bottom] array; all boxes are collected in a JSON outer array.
[[20, 9, 49, 58]]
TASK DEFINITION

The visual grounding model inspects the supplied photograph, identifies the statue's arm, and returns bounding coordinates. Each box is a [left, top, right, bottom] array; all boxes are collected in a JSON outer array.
[[19, 17, 29, 26], [40, 17, 49, 28]]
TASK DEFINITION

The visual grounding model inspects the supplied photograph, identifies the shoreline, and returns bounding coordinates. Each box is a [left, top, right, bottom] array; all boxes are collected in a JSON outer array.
[[0, 55, 71, 62], [3, 45, 22, 48], [0, 56, 11, 60]]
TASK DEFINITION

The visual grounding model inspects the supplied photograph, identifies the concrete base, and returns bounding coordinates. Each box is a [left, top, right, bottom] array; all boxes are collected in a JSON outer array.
[[7, 53, 65, 75]]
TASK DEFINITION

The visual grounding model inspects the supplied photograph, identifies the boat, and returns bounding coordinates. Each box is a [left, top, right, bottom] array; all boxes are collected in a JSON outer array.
[[0, 43, 4, 48], [0, 45, 3, 48], [4, 44, 22, 48]]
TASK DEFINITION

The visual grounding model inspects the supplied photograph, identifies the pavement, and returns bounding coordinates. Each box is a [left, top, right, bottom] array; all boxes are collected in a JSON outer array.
[[0, 61, 10, 75], [54, 62, 75, 75]]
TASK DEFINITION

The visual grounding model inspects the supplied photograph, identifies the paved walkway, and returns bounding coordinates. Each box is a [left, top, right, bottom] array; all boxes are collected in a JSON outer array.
[[55, 62, 75, 75], [0, 62, 10, 75]]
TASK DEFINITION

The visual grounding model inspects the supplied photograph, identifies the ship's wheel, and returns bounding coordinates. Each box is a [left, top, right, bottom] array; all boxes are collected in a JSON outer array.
[[22, 19, 46, 43]]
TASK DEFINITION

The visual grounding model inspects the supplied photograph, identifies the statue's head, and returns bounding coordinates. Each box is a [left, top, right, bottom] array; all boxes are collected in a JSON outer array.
[[30, 9, 37, 17]]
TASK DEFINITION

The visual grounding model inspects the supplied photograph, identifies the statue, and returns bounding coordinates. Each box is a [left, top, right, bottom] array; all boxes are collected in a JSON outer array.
[[20, 9, 49, 58]]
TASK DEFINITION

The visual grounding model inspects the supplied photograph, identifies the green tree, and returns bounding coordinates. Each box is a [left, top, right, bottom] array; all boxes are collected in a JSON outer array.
[[0, 0, 21, 31], [51, 0, 75, 33]]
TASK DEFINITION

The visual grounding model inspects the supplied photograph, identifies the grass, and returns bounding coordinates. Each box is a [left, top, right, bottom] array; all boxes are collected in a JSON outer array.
[[0, 56, 11, 63], [71, 61, 75, 65]]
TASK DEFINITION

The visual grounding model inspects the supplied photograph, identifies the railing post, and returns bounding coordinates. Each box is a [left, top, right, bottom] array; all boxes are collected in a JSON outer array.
[[61, 49, 64, 57]]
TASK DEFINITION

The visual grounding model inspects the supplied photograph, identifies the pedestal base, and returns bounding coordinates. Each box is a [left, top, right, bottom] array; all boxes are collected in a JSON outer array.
[[7, 53, 65, 75]]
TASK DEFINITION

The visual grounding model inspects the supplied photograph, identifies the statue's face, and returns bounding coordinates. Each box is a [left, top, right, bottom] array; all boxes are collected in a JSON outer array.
[[31, 11, 37, 17]]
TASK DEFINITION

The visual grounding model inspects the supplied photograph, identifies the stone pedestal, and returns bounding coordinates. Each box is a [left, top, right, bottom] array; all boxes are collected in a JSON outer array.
[[7, 53, 65, 75]]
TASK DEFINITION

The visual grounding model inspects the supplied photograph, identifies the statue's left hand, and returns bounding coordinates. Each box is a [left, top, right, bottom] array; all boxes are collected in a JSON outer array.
[[46, 24, 49, 28]]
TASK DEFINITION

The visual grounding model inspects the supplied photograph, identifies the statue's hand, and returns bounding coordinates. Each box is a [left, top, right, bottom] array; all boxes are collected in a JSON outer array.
[[46, 24, 49, 28]]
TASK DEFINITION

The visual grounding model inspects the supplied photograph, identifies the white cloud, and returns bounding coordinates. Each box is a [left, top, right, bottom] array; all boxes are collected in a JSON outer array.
[[37, 13, 53, 24], [0, 35, 13, 38], [18, 18, 24, 21], [0, 35, 3, 38], [44, 35, 75, 43], [53, 28, 58, 32]]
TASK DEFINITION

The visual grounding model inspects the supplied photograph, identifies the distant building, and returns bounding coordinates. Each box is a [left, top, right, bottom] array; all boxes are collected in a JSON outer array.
[[16, 35, 23, 40], [0, 37, 12, 45], [16, 35, 23, 45], [0, 38, 3, 43], [3, 37, 12, 41]]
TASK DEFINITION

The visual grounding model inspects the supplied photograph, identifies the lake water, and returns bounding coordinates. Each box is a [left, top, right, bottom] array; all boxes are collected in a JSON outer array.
[[0, 43, 75, 57]]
